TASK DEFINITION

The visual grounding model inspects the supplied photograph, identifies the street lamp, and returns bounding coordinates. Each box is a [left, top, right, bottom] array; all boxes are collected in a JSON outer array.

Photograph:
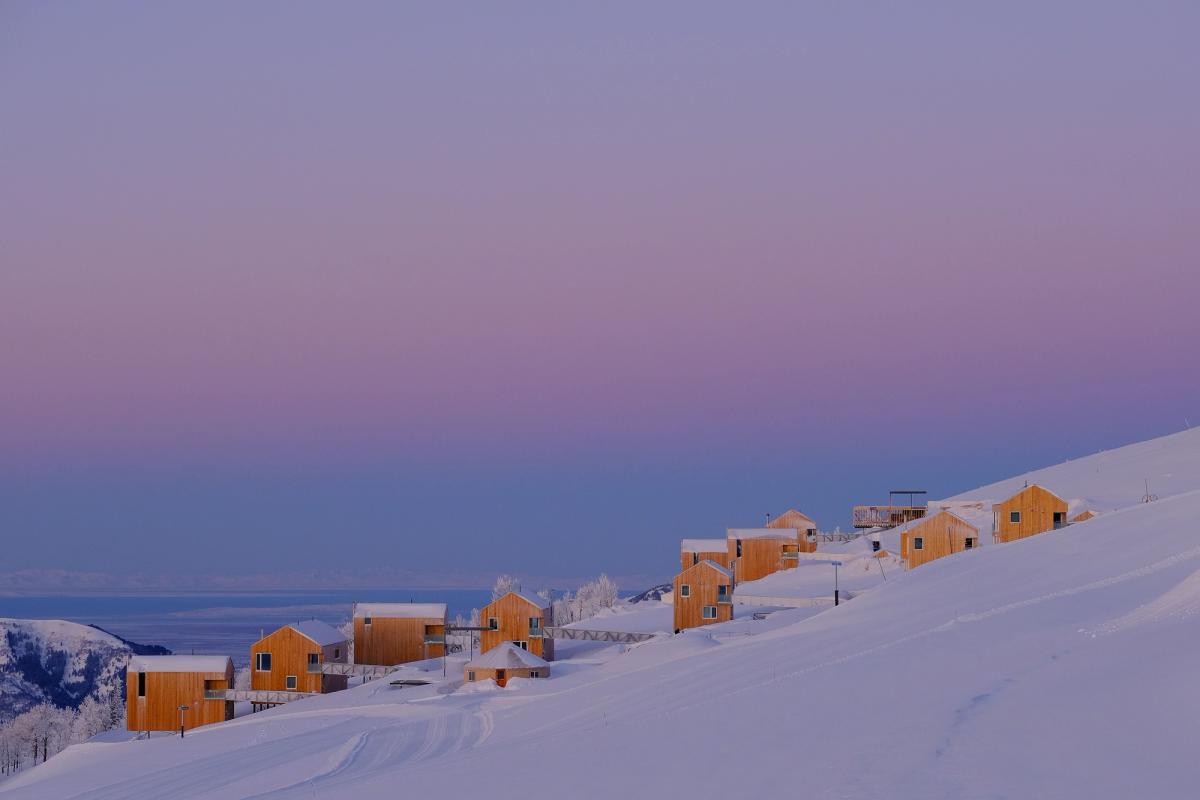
[[831, 561, 843, 606], [177, 705, 189, 738]]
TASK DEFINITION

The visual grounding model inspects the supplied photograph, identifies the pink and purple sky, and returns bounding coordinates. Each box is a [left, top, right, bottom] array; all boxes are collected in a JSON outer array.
[[2, 2, 1197, 584]]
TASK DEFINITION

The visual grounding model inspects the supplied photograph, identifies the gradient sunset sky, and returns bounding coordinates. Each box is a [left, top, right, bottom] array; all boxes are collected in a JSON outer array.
[[2, 2, 1197, 584]]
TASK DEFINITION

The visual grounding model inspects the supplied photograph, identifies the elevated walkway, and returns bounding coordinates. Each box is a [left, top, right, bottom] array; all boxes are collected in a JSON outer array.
[[220, 689, 320, 704], [321, 662, 397, 679], [544, 627, 659, 643]]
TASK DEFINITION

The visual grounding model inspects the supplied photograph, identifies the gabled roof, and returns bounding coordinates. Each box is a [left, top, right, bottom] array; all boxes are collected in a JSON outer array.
[[287, 620, 348, 647], [487, 591, 549, 611], [128, 655, 231, 673], [679, 559, 733, 580], [993, 483, 1067, 507], [681, 538, 728, 552], [353, 603, 447, 619], [466, 642, 550, 670], [768, 509, 817, 529], [727, 527, 796, 541]]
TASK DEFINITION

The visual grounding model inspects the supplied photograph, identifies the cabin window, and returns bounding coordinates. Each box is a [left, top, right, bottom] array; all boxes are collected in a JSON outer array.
[[692, 553, 699, 565], [530, 670, 540, 678], [495, 670, 506, 681], [680, 584, 690, 598], [736, 539, 743, 558], [913, 537, 924, 550], [137, 672, 146, 698], [334, 648, 340, 659], [467, 671, 476, 681], [364, 617, 372, 626], [965, 538, 975, 549], [511, 640, 528, 650], [308, 653, 319, 667], [702, 606, 717, 619], [717, 584, 729, 596], [286, 675, 297, 690], [871, 539, 881, 552], [806, 529, 816, 541], [1009, 511, 1020, 524], [488, 617, 498, 630], [256, 653, 272, 672], [529, 617, 541, 630]]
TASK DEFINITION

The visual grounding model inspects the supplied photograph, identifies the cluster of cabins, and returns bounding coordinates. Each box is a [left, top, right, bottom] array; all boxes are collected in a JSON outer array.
[[127, 594, 556, 735], [672, 485, 1099, 634], [127, 486, 1100, 734], [673, 509, 819, 634]]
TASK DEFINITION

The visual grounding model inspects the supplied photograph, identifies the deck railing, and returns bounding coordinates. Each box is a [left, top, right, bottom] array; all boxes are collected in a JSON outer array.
[[203, 690, 224, 700], [423, 634, 446, 645], [306, 663, 323, 673], [852, 505, 927, 529]]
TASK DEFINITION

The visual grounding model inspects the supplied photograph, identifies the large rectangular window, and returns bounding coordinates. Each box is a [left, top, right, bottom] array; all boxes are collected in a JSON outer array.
[[256, 652, 272, 672], [702, 606, 717, 619], [511, 640, 528, 650]]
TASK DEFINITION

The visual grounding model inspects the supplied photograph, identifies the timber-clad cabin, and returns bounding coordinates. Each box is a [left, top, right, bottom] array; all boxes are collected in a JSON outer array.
[[353, 602, 447, 666], [992, 485, 1068, 544], [126, 655, 234, 733], [766, 509, 819, 553], [680, 538, 732, 572], [899, 510, 979, 569], [480, 591, 554, 660], [464, 643, 550, 687], [251, 620, 349, 698], [727, 528, 803, 583], [673, 559, 734, 633]]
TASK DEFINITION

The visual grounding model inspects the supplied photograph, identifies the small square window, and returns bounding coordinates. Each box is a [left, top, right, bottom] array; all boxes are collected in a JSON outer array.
[[286, 675, 297, 690], [680, 584, 691, 598], [467, 671, 476, 681], [965, 538, 975, 550], [364, 617, 372, 626], [308, 653, 319, 666], [914, 537, 924, 550], [702, 606, 717, 619], [1009, 511, 1021, 524], [488, 617, 498, 630]]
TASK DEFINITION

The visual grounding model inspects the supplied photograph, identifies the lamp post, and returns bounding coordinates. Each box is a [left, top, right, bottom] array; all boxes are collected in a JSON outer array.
[[177, 705, 189, 738], [831, 561, 843, 606]]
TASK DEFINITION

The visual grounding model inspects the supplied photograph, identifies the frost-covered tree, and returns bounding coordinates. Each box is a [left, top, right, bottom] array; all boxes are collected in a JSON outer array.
[[70, 697, 109, 743], [491, 574, 520, 601]]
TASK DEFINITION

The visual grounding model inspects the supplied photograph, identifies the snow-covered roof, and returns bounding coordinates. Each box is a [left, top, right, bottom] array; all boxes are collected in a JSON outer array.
[[768, 509, 817, 528], [466, 643, 550, 670], [354, 603, 447, 619], [128, 655, 231, 673], [487, 591, 549, 610], [681, 538, 728, 552], [727, 527, 796, 541], [287, 620, 348, 647], [681, 559, 732, 579]]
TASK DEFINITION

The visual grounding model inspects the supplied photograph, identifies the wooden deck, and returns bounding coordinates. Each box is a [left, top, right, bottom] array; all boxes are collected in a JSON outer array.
[[852, 505, 927, 529]]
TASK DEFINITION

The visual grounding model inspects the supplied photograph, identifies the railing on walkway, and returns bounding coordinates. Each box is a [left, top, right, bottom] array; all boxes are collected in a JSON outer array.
[[852, 505, 927, 529]]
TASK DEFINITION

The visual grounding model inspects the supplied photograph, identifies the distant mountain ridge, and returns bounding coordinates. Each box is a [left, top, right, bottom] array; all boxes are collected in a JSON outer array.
[[0, 619, 168, 722]]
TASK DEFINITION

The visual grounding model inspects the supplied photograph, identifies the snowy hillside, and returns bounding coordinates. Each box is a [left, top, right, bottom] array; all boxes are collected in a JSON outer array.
[[0, 620, 137, 721], [5, 429, 1200, 798]]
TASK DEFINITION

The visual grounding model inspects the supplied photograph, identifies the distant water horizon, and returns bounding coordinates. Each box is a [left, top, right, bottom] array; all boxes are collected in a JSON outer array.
[[0, 588, 495, 668]]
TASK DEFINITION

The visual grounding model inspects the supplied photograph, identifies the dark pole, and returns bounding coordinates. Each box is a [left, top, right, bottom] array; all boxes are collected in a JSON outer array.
[[834, 563, 840, 606]]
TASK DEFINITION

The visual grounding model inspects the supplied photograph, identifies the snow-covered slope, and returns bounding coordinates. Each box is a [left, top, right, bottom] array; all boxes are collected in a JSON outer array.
[[0, 620, 134, 721], [6, 429, 1200, 799]]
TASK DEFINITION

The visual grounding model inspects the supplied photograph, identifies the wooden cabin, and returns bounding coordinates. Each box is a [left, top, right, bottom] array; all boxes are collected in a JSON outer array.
[[673, 559, 734, 634], [727, 528, 803, 583], [899, 511, 980, 570], [767, 509, 819, 553], [126, 655, 234, 733], [464, 642, 550, 687], [991, 485, 1068, 544], [479, 591, 554, 661], [680, 538, 732, 572], [251, 620, 349, 698], [353, 603, 447, 666]]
